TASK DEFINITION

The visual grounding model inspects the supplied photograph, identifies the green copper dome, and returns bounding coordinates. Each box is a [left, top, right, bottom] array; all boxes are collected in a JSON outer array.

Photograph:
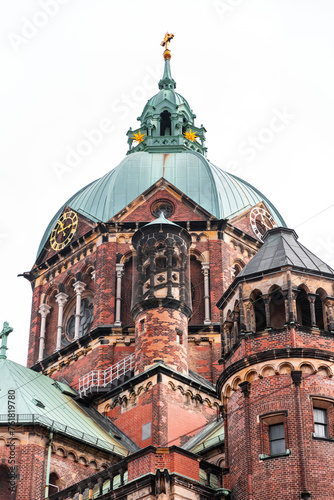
[[36, 53, 286, 260], [36, 151, 286, 258]]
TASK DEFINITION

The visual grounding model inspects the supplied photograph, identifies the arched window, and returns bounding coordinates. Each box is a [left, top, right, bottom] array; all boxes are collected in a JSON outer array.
[[189, 255, 204, 325], [315, 289, 325, 329], [160, 110, 171, 136], [252, 291, 266, 332], [62, 295, 94, 347], [232, 262, 244, 278], [0, 466, 11, 500], [269, 287, 285, 328], [296, 287, 311, 327], [49, 472, 60, 495]]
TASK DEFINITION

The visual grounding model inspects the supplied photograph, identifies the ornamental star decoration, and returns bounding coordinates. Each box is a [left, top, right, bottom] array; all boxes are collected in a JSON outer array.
[[132, 130, 146, 143], [184, 128, 198, 142]]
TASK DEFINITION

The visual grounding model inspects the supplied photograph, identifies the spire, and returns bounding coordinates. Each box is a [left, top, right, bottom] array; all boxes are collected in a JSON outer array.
[[126, 34, 207, 156], [159, 32, 176, 90], [0, 321, 13, 360]]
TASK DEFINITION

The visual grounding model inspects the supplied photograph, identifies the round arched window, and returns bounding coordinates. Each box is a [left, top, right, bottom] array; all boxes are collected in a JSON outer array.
[[62, 297, 94, 346]]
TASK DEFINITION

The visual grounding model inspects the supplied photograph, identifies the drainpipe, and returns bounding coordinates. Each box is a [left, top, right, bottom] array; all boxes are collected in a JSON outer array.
[[291, 371, 310, 499], [239, 382, 253, 500], [45, 430, 53, 499]]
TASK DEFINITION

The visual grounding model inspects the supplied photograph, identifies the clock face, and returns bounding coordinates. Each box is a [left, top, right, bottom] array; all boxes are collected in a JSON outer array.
[[50, 210, 78, 251], [250, 207, 277, 240]]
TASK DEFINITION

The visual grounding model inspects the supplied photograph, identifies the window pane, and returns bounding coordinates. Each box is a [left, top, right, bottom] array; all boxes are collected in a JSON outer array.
[[315, 423, 327, 438], [270, 438, 285, 455], [314, 408, 327, 424], [269, 423, 284, 440]]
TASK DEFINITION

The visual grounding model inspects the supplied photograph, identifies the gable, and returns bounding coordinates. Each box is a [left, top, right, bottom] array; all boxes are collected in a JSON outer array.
[[37, 207, 96, 264], [111, 179, 217, 224], [229, 201, 278, 241]]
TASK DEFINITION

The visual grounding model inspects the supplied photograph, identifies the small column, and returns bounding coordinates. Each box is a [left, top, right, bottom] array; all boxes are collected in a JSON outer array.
[[263, 295, 271, 329], [148, 247, 156, 298], [325, 299, 334, 331], [114, 263, 124, 327], [201, 262, 211, 325], [55, 292, 68, 351], [308, 293, 317, 327], [166, 245, 174, 299], [73, 281, 86, 340], [233, 311, 239, 345], [38, 304, 51, 362]]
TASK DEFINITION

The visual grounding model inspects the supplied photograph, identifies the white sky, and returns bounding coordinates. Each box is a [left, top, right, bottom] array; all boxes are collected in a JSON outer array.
[[1, 0, 334, 366]]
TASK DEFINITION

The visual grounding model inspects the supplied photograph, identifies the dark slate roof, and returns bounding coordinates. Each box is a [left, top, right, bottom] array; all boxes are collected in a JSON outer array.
[[238, 227, 334, 278]]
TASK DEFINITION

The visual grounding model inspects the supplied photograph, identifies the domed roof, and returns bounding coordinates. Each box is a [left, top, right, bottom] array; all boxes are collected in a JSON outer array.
[[145, 88, 190, 109], [37, 151, 286, 258]]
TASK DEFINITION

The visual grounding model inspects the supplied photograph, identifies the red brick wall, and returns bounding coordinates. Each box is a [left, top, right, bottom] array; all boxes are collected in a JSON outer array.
[[226, 371, 334, 499], [94, 242, 116, 327], [127, 449, 200, 482], [27, 284, 42, 367], [225, 328, 334, 370], [107, 390, 154, 448], [190, 256, 205, 325], [120, 257, 134, 328], [208, 240, 223, 323], [107, 381, 216, 450], [134, 308, 188, 375], [121, 189, 205, 223]]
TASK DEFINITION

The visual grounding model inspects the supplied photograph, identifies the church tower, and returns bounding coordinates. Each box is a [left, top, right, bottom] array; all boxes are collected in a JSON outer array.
[[4, 34, 333, 500]]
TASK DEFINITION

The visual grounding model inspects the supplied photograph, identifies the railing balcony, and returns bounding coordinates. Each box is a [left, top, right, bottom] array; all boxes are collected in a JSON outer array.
[[79, 354, 135, 397]]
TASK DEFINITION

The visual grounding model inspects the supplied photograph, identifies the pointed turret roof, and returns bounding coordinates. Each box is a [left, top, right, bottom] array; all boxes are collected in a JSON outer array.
[[238, 227, 334, 278], [158, 58, 176, 90]]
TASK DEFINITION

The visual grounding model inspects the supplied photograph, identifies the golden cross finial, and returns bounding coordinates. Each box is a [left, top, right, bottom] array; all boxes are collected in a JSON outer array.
[[161, 33, 174, 60], [161, 32, 174, 50]]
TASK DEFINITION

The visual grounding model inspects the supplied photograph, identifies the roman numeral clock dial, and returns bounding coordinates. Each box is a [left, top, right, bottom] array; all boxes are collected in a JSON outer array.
[[50, 210, 78, 251], [250, 207, 277, 240]]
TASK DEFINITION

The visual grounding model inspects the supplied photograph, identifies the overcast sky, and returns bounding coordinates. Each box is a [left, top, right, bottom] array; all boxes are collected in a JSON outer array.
[[1, 0, 334, 365]]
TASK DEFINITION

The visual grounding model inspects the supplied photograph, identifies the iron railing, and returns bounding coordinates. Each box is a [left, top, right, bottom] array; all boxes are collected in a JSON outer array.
[[0, 413, 127, 456], [78, 354, 135, 396]]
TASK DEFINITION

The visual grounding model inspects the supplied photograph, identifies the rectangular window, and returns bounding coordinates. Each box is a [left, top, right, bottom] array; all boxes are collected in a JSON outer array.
[[269, 423, 286, 455], [314, 408, 328, 438], [140, 319, 145, 332], [176, 330, 183, 344]]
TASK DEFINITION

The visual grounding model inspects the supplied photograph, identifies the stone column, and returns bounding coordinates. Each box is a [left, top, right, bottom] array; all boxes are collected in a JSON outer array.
[[308, 293, 317, 327], [325, 299, 334, 331], [73, 281, 86, 340], [38, 304, 51, 362], [201, 262, 211, 325], [114, 263, 124, 327], [55, 292, 68, 351], [263, 295, 271, 329], [166, 246, 174, 299], [148, 247, 156, 298]]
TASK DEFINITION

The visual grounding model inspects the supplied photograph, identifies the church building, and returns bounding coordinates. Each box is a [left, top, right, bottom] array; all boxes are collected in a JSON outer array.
[[1, 34, 334, 500]]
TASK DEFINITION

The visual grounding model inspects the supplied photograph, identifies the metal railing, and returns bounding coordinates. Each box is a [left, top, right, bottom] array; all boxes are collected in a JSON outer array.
[[79, 354, 135, 396], [0, 414, 127, 456]]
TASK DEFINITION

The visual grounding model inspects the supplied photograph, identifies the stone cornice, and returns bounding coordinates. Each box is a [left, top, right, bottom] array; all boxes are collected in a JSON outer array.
[[216, 347, 334, 395]]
